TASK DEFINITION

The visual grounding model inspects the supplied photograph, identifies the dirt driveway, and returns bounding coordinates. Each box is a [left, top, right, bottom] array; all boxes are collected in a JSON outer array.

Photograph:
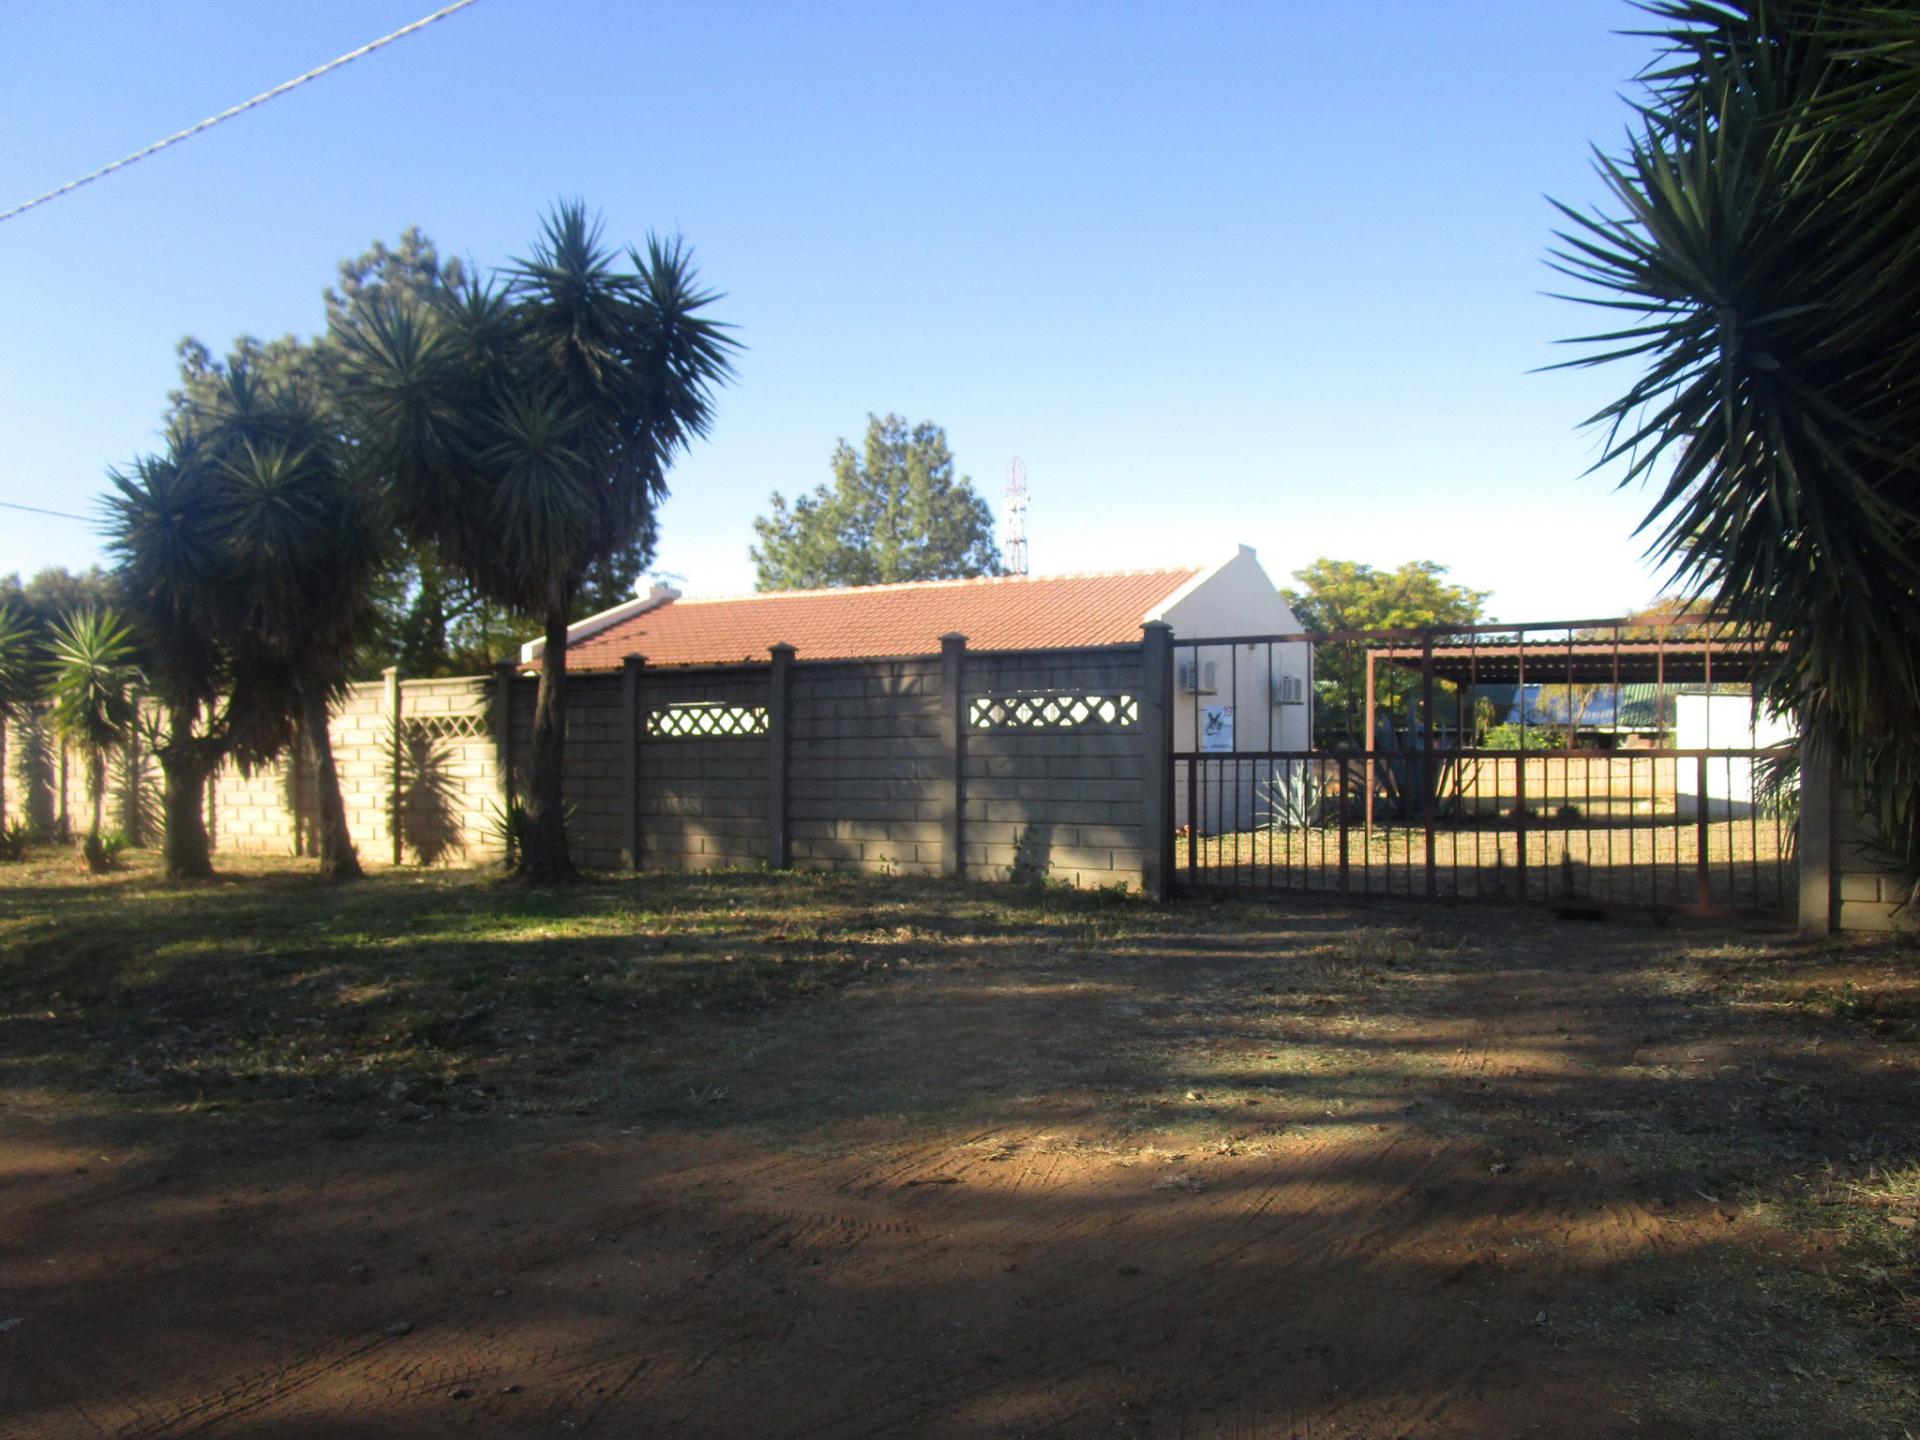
[[1, 866, 1914, 1437]]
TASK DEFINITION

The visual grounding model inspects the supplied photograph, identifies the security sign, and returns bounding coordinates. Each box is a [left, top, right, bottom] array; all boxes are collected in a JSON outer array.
[[1201, 705, 1234, 752]]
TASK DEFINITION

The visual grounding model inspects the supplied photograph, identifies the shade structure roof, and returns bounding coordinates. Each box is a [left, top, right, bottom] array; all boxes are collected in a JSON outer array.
[[1366, 636, 1780, 687]]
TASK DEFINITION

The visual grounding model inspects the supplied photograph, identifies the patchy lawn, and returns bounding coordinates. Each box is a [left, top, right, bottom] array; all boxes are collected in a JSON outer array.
[[0, 847, 1914, 1437]]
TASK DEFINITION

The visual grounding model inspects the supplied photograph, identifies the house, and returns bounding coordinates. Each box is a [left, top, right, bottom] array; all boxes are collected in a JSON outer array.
[[527, 547, 1307, 742], [524, 546, 1309, 845]]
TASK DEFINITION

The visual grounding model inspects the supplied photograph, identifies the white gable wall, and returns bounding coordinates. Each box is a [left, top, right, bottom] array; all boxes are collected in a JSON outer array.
[[1154, 546, 1311, 756]]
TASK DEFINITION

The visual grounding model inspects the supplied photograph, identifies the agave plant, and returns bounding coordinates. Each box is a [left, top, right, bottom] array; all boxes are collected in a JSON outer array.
[[1259, 760, 1332, 832], [44, 607, 140, 871]]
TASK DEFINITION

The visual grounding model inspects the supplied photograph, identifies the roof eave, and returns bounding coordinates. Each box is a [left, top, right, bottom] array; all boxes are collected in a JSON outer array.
[[519, 582, 682, 666]]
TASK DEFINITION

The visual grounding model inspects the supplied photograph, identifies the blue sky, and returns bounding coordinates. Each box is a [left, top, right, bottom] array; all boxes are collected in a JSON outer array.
[[1, 1, 1672, 621]]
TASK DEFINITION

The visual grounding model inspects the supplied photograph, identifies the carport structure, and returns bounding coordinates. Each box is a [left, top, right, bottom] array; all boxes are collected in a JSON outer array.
[[1172, 616, 1797, 916]]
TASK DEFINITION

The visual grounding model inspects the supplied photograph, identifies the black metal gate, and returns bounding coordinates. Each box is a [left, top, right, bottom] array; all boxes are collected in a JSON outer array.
[[1169, 619, 1796, 915]]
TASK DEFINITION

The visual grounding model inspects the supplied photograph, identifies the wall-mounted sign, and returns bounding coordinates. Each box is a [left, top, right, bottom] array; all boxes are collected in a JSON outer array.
[[1201, 705, 1234, 752]]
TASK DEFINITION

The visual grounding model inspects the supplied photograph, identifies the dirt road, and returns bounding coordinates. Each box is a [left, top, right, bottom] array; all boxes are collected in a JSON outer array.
[[2, 893, 1913, 1437]]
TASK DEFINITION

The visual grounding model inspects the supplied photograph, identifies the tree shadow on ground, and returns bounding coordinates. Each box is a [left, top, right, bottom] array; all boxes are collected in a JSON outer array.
[[0, 863, 1915, 1437]]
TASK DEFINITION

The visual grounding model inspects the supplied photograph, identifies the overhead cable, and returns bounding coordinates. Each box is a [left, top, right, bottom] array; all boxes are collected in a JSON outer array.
[[0, 0, 478, 225]]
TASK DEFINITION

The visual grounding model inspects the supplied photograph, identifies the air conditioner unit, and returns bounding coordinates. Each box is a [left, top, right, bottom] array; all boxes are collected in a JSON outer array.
[[1177, 659, 1218, 695], [1273, 672, 1305, 706]]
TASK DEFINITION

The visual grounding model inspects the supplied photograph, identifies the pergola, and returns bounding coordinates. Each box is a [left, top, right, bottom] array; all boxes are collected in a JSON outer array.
[[1349, 621, 1784, 748]]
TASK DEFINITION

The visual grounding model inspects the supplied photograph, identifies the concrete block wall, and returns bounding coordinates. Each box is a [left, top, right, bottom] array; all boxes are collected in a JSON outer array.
[[1798, 753, 1915, 935], [209, 753, 298, 854], [963, 649, 1147, 889], [5, 637, 1165, 889], [1828, 782, 1917, 933], [640, 669, 770, 872], [786, 658, 944, 878], [546, 669, 626, 864], [328, 685, 395, 861], [198, 674, 503, 865], [515, 637, 1162, 891]]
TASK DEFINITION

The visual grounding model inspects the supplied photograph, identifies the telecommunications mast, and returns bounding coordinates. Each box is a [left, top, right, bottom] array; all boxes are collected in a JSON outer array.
[[1003, 458, 1029, 576]]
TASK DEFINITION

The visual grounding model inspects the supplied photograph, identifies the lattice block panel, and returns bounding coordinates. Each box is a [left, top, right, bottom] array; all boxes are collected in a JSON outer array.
[[969, 692, 1138, 732], [648, 703, 770, 739], [405, 714, 487, 744]]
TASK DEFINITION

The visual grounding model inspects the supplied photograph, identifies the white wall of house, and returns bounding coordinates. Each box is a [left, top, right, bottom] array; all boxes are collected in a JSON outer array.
[[1156, 545, 1310, 755], [1155, 546, 1311, 833], [1674, 693, 1796, 816]]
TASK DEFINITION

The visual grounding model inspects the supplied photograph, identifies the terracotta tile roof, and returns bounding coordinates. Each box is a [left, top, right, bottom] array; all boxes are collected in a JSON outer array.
[[568, 566, 1205, 669]]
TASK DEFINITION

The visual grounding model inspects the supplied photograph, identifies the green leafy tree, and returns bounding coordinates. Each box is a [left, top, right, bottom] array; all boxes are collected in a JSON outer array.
[[336, 202, 737, 882], [751, 415, 1000, 590], [44, 608, 140, 871], [1282, 559, 1489, 742], [0, 568, 120, 636], [1550, 1, 1920, 860]]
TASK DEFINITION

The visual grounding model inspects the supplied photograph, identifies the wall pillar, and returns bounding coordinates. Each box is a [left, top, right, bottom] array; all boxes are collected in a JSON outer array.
[[491, 661, 516, 803], [1140, 622, 1174, 902], [383, 666, 402, 866], [939, 633, 967, 878], [767, 643, 794, 870], [1798, 737, 1835, 935], [621, 654, 646, 871]]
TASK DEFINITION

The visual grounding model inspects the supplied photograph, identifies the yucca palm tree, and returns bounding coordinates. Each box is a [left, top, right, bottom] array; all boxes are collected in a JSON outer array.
[[0, 605, 37, 833], [105, 430, 282, 878], [336, 202, 736, 881], [45, 608, 140, 871], [1552, 1, 1920, 860], [105, 366, 381, 881], [217, 430, 381, 881]]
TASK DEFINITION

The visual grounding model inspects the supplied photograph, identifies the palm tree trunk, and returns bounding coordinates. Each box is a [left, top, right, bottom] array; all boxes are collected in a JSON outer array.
[[297, 678, 363, 882], [84, 752, 107, 873], [519, 604, 576, 883], [159, 704, 213, 880]]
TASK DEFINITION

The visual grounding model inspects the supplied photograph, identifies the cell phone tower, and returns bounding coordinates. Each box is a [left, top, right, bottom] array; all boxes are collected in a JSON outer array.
[[1004, 458, 1029, 576]]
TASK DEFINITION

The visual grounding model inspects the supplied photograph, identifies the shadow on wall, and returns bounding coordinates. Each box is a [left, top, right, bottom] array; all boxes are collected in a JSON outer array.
[[111, 735, 162, 846], [11, 711, 58, 837], [401, 731, 464, 866], [1011, 822, 1054, 885]]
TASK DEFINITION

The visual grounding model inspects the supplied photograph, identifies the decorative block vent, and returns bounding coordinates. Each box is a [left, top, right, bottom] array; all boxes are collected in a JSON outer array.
[[969, 692, 1139, 732], [405, 713, 487, 744], [648, 702, 770, 739]]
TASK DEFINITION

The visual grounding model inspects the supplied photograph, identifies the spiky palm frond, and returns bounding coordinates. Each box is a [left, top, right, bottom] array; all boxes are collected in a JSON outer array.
[[478, 384, 593, 607], [45, 608, 140, 760], [0, 605, 36, 718], [344, 201, 738, 617], [1552, 0, 1920, 858]]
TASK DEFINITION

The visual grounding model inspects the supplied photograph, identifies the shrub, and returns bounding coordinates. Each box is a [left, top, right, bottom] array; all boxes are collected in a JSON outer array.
[[1482, 722, 1565, 752]]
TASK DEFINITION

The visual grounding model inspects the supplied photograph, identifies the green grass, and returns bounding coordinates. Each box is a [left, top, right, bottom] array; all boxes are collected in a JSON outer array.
[[0, 846, 1177, 1132]]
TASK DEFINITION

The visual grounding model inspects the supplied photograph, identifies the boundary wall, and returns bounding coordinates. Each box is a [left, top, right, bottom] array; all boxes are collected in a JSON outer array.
[[10, 630, 1176, 895]]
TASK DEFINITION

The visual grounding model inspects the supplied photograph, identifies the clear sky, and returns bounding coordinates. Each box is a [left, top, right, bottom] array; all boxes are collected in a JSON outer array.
[[1, 1, 1676, 622]]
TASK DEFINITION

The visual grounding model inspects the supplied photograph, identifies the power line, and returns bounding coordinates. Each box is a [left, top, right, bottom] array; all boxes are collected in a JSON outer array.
[[0, 500, 92, 521], [0, 0, 478, 226]]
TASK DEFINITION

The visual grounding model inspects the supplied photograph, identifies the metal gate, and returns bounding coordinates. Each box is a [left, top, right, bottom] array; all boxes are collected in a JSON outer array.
[[1169, 618, 1797, 915]]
